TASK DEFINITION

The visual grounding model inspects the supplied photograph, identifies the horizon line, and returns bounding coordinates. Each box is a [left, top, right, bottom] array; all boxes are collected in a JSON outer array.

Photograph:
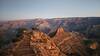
[[1, 16, 100, 21]]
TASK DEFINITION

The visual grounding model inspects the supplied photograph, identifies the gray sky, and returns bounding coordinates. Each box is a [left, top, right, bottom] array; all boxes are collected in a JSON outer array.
[[0, 0, 100, 20]]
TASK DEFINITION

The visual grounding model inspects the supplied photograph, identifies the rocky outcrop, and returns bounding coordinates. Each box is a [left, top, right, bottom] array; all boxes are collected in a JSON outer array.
[[30, 30, 65, 56], [8, 33, 35, 56], [53, 27, 89, 56], [1, 30, 65, 56], [56, 27, 65, 36]]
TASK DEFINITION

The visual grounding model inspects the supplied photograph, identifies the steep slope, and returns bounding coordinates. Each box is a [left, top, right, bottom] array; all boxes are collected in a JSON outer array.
[[53, 27, 89, 56], [53, 27, 71, 44], [1, 29, 66, 56], [9, 32, 35, 56], [30, 30, 66, 56], [56, 27, 65, 36]]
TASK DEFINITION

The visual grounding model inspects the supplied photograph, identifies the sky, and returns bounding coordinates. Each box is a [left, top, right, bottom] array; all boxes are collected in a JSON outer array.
[[0, 0, 100, 20]]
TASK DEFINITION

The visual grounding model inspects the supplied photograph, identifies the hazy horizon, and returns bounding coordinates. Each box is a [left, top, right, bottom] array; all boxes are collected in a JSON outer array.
[[0, 0, 100, 21]]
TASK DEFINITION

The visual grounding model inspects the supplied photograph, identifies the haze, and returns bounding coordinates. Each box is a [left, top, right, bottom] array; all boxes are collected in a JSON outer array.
[[0, 0, 100, 20]]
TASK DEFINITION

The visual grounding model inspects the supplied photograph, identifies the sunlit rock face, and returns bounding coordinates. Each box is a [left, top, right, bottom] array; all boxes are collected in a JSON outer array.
[[53, 27, 72, 44], [2, 30, 65, 56], [30, 30, 65, 56], [53, 27, 89, 56], [56, 27, 65, 36]]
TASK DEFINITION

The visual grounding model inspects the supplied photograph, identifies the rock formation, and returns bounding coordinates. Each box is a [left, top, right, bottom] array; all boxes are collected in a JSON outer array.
[[1, 29, 66, 56], [0, 27, 91, 56], [7, 32, 35, 56], [30, 30, 65, 56], [53, 27, 89, 56]]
